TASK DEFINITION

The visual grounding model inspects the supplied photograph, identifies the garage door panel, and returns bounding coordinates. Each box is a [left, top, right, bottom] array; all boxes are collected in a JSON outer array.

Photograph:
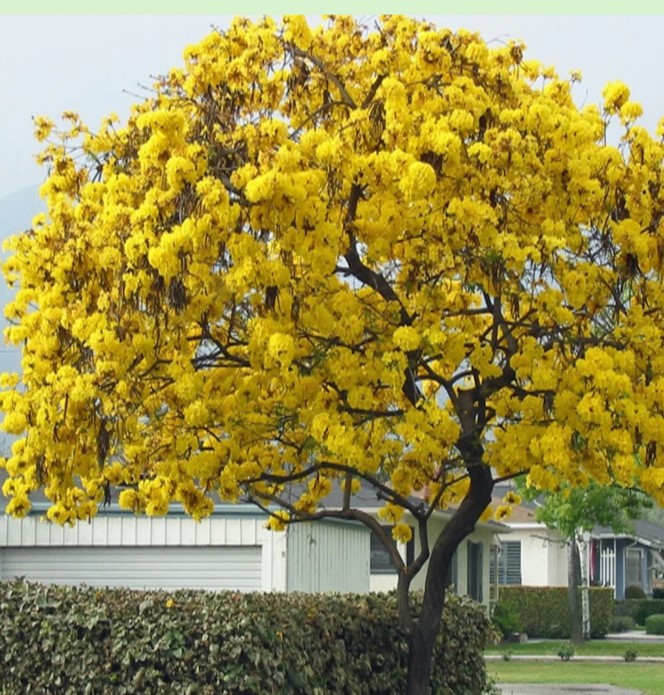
[[0, 546, 262, 591]]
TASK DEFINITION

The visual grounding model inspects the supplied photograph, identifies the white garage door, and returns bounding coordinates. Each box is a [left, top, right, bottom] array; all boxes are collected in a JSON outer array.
[[0, 546, 262, 591]]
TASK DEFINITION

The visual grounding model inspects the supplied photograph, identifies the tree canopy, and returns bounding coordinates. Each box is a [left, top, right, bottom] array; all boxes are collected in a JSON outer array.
[[2, 15, 664, 692]]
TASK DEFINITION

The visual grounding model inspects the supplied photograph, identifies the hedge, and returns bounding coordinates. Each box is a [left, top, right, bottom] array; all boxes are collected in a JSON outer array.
[[619, 599, 664, 626], [644, 614, 664, 635], [0, 580, 496, 695], [608, 615, 634, 633], [496, 586, 613, 638], [624, 584, 646, 599]]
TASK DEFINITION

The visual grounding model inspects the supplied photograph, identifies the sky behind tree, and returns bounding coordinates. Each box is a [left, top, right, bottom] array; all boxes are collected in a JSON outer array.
[[1, 14, 664, 199]]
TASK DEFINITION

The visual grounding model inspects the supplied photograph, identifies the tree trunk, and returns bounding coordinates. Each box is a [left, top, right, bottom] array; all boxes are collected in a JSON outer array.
[[407, 622, 442, 695], [579, 534, 591, 640], [567, 538, 583, 644], [405, 465, 494, 694]]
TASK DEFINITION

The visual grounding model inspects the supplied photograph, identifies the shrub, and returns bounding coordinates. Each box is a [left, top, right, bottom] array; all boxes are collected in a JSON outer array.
[[624, 584, 647, 599], [625, 599, 664, 626], [557, 643, 575, 661], [497, 586, 613, 639], [613, 600, 635, 618], [0, 580, 495, 694], [609, 615, 634, 633], [653, 587, 664, 600], [644, 613, 664, 635], [624, 649, 638, 662], [491, 602, 522, 639]]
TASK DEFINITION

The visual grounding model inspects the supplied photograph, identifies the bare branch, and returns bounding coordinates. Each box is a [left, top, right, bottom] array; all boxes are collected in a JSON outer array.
[[243, 460, 427, 519], [250, 490, 407, 573], [361, 74, 386, 109], [290, 45, 358, 109], [492, 470, 528, 485], [407, 516, 430, 581]]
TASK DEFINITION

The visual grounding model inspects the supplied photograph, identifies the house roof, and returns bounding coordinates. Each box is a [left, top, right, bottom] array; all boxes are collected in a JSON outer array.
[[592, 518, 664, 549], [491, 484, 544, 525], [1, 468, 509, 532], [492, 483, 664, 549]]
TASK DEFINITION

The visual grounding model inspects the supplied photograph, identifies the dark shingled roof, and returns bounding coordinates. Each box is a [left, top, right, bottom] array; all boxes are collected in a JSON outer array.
[[593, 518, 664, 548]]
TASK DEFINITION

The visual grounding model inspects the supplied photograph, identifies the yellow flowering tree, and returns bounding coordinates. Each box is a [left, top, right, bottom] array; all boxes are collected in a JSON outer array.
[[3, 16, 664, 693]]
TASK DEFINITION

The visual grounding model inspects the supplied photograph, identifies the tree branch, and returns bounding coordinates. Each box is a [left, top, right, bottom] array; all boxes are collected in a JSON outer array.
[[492, 470, 528, 485], [361, 74, 386, 109], [250, 491, 407, 573], [290, 45, 357, 109], [244, 459, 427, 519]]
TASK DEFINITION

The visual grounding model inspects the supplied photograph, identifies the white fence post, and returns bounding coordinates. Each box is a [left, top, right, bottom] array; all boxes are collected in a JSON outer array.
[[600, 547, 616, 598]]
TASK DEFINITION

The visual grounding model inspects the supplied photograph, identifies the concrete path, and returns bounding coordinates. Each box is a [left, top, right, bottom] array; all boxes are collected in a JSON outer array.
[[606, 630, 664, 642], [499, 685, 643, 695]]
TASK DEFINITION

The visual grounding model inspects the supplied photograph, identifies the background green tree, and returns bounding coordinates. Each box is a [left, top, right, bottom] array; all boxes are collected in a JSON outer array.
[[519, 479, 650, 642]]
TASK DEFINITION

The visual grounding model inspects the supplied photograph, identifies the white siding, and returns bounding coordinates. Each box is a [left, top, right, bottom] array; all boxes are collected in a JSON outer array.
[[0, 512, 285, 592], [0, 546, 262, 590], [0, 513, 268, 548], [370, 573, 400, 592], [286, 521, 370, 593]]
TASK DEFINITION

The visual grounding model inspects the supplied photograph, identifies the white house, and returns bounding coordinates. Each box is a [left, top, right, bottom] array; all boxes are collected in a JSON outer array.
[[492, 495, 664, 600], [0, 503, 370, 594], [0, 482, 507, 611], [493, 500, 568, 588]]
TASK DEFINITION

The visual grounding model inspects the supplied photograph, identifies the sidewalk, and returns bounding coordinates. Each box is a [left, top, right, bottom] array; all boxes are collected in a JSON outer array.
[[508, 630, 664, 643], [605, 630, 664, 642], [499, 686, 643, 695]]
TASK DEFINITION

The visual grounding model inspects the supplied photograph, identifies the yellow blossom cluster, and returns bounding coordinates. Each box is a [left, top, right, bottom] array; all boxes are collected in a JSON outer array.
[[2, 15, 664, 534]]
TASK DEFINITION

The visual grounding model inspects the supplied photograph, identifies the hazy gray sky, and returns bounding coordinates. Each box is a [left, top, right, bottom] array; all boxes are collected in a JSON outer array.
[[1, 14, 663, 197]]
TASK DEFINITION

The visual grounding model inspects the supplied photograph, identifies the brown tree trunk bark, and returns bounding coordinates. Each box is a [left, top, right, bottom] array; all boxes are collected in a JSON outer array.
[[568, 538, 583, 644], [405, 465, 494, 695], [406, 623, 440, 695]]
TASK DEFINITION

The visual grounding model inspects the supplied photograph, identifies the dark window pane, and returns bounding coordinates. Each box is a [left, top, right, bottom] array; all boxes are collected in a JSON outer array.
[[493, 541, 521, 585], [370, 525, 414, 573]]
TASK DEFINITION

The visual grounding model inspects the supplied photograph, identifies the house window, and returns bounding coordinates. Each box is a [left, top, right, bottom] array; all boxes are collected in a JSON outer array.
[[467, 541, 484, 603], [490, 546, 498, 585], [490, 541, 522, 585], [626, 547, 643, 588], [370, 525, 414, 573], [447, 549, 458, 592]]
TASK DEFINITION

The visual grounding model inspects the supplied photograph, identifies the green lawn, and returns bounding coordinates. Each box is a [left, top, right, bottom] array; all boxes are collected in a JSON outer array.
[[489, 661, 663, 695], [486, 639, 664, 658]]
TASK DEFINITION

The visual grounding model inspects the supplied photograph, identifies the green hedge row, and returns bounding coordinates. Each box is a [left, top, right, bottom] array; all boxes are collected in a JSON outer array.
[[645, 614, 664, 635], [615, 599, 664, 626], [496, 586, 613, 639], [0, 580, 496, 694]]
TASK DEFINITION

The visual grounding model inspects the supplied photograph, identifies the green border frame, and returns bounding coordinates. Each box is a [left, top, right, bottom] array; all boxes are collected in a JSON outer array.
[[2, 1, 664, 14]]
